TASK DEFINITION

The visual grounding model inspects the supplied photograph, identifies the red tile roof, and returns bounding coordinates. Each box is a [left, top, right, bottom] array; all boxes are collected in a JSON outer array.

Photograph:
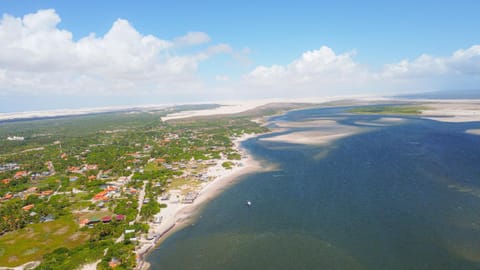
[[22, 204, 34, 211]]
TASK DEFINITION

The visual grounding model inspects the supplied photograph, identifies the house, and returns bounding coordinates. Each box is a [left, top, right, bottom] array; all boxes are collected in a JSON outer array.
[[79, 219, 89, 227], [0, 164, 13, 172], [93, 190, 109, 201], [115, 214, 126, 221], [117, 176, 128, 184], [106, 186, 117, 192], [125, 188, 137, 195], [88, 175, 96, 181], [22, 204, 34, 211], [87, 218, 100, 225], [86, 164, 98, 170], [182, 192, 198, 204], [67, 166, 83, 174], [3, 193, 13, 200], [25, 187, 38, 194], [41, 214, 55, 222], [101, 216, 112, 223], [108, 258, 121, 269], [14, 171, 28, 179], [41, 190, 53, 196], [7, 136, 24, 141], [154, 216, 163, 224], [143, 145, 152, 152], [1, 178, 10, 185], [155, 158, 166, 163]]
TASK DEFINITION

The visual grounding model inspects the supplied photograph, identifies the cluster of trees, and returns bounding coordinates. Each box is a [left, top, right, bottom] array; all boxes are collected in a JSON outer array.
[[113, 198, 138, 222], [0, 106, 272, 268], [36, 241, 110, 270], [140, 182, 162, 221], [38, 213, 147, 269], [0, 176, 29, 197], [0, 195, 70, 235]]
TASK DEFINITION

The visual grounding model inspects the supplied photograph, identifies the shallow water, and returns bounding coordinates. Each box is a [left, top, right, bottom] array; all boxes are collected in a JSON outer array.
[[147, 107, 480, 270]]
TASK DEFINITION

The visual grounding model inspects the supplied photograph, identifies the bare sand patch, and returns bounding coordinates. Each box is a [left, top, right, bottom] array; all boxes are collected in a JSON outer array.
[[161, 100, 270, 121], [377, 117, 405, 122], [466, 129, 480, 135], [68, 232, 84, 241], [419, 101, 480, 123], [53, 226, 69, 235], [260, 130, 359, 145], [274, 119, 338, 128], [354, 121, 386, 127], [355, 117, 405, 126]]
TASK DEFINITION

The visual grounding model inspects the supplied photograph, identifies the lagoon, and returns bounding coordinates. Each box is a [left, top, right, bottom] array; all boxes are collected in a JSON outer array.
[[147, 106, 480, 270]]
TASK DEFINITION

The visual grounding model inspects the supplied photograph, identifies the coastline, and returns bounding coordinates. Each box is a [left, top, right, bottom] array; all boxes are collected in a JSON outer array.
[[135, 133, 267, 270]]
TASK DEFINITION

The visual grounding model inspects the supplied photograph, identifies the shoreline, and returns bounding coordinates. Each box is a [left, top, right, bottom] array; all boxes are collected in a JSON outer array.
[[135, 133, 267, 270]]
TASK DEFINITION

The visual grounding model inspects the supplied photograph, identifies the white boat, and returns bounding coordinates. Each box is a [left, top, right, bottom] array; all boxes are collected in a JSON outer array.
[[246, 200, 252, 207]]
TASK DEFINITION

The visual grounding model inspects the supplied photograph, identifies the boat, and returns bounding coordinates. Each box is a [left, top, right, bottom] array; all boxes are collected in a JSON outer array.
[[246, 200, 252, 207]]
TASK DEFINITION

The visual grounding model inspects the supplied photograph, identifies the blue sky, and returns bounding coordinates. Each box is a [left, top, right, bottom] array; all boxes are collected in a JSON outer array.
[[0, 1, 480, 112]]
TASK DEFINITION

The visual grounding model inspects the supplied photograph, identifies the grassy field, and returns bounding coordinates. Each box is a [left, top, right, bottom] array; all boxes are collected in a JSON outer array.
[[347, 105, 428, 115], [0, 216, 88, 267]]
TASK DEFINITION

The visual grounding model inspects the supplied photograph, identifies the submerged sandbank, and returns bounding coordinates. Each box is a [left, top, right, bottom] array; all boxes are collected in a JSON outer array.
[[260, 131, 359, 145], [262, 118, 365, 146], [466, 129, 480, 135]]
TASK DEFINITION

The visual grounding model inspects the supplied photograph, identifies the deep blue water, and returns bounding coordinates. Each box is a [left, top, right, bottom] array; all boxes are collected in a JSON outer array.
[[147, 107, 480, 270]]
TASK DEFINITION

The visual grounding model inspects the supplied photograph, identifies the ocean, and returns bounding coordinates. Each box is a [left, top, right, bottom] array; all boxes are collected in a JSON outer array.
[[147, 106, 480, 270]]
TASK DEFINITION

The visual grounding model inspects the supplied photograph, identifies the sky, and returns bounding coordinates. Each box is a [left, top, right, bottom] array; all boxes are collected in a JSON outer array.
[[0, 0, 479, 112]]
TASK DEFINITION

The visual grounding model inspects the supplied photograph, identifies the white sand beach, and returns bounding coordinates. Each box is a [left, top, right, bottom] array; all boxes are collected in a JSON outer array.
[[160, 101, 270, 121], [419, 100, 480, 122], [134, 133, 270, 269]]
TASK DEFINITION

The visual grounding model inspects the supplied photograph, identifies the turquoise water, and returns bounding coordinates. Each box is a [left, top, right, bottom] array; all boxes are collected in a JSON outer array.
[[147, 107, 480, 270]]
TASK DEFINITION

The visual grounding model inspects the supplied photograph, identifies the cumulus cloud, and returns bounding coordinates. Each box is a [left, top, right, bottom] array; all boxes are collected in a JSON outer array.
[[0, 9, 230, 97], [242, 45, 480, 97], [1, 9, 479, 107], [243, 46, 373, 96], [174, 31, 211, 46]]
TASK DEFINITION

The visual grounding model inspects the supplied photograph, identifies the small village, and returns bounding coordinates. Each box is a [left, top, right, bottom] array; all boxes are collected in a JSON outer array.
[[0, 111, 267, 269]]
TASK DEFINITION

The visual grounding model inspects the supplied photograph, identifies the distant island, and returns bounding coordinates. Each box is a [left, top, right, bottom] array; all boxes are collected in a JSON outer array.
[[347, 105, 428, 115]]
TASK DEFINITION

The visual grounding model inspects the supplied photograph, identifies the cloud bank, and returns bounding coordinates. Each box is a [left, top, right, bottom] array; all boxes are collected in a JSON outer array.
[[0, 9, 230, 98], [0, 9, 479, 109], [242, 45, 480, 97]]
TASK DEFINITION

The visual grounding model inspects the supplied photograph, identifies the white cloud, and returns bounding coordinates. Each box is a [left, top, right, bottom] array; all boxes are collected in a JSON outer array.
[[0, 9, 230, 97], [242, 45, 480, 97], [215, 75, 230, 81], [174, 31, 211, 46], [243, 46, 373, 96], [1, 9, 479, 108]]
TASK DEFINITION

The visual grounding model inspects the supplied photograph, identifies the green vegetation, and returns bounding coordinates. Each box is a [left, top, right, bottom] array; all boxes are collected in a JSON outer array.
[[0, 216, 88, 267], [36, 241, 111, 270], [347, 105, 428, 115], [222, 161, 234, 169], [0, 103, 302, 268]]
